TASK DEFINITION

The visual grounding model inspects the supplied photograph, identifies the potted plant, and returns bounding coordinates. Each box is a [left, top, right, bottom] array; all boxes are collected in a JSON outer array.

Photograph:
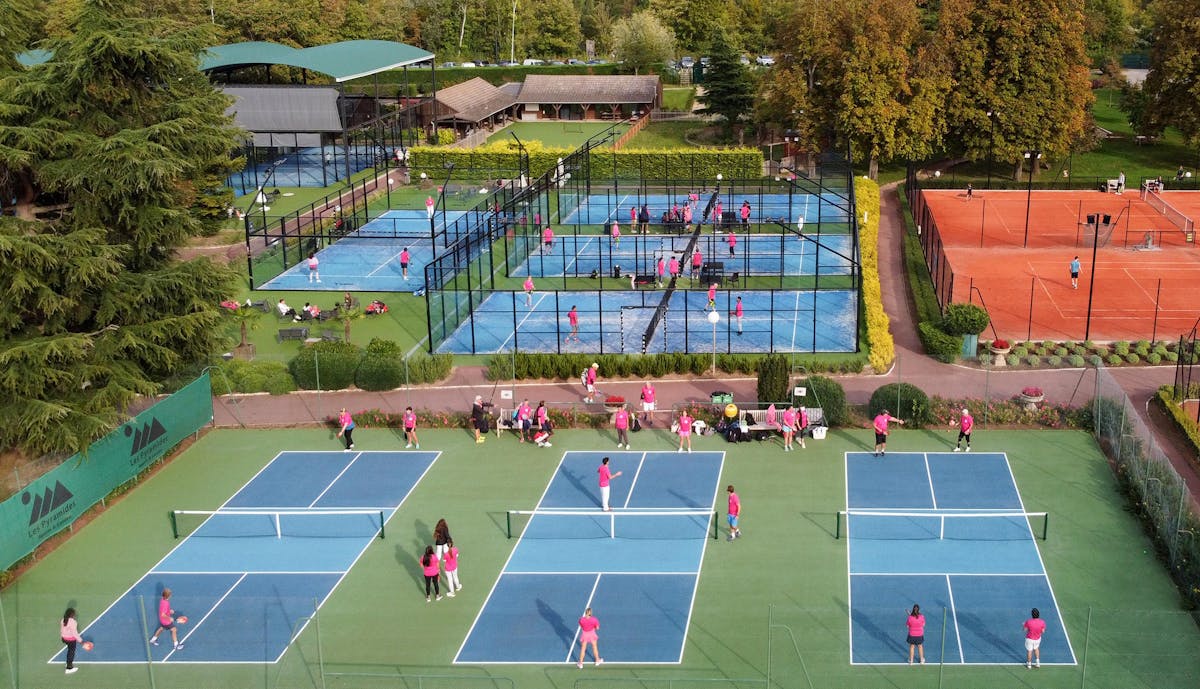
[[1018, 386, 1045, 411], [989, 338, 1011, 367], [603, 395, 626, 412]]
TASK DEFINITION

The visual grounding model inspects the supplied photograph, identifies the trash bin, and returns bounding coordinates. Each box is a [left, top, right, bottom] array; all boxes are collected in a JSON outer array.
[[961, 333, 979, 360], [812, 427, 827, 440]]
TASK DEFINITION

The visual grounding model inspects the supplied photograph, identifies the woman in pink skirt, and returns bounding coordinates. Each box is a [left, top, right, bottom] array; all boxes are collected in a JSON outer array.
[[576, 607, 603, 668]]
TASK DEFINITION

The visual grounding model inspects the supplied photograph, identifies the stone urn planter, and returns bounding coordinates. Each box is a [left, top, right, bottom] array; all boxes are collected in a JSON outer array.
[[1018, 387, 1045, 412], [603, 398, 626, 413], [990, 339, 1011, 367]]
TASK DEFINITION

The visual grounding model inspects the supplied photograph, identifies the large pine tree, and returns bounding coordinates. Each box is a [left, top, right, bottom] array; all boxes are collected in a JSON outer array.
[[0, 0, 240, 456], [696, 29, 755, 141]]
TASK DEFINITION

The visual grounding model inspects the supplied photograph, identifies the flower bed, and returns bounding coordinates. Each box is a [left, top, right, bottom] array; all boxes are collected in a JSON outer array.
[[976, 338, 1186, 369]]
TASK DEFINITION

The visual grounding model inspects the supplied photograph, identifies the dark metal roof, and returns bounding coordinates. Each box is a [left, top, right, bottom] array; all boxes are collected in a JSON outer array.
[[222, 86, 343, 133]]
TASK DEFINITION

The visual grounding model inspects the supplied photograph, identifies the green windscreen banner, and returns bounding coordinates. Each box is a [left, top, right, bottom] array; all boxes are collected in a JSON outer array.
[[0, 373, 213, 571]]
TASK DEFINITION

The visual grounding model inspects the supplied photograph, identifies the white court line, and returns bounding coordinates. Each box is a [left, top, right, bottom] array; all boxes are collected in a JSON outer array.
[[503, 570, 701, 576], [852, 572, 1049, 577], [308, 452, 363, 507], [622, 453, 649, 509], [843, 452, 855, 663], [494, 292, 552, 351], [787, 289, 802, 352], [167, 573, 247, 661], [152, 570, 348, 576], [945, 573, 966, 663], [923, 453, 938, 509], [562, 235, 595, 276], [564, 573, 604, 664]]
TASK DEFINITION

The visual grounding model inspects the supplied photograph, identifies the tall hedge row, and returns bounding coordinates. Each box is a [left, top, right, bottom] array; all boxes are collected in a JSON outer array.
[[855, 177, 894, 372], [286, 339, 453, 391]]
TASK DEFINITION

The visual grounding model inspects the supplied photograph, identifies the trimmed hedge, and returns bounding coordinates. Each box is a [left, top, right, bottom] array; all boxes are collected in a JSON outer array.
[[869, 382, 933, 427], [356, 354, 404, 391], [484, 352, 866, 381], [289, 341, 363, 390], [856, 178, 894, 372], [800, 375, 849, 426], [210, 359, 296, 395], [918, 321, 962, 363], [940, 303, 990, 336], [756, 354, 790, 405]]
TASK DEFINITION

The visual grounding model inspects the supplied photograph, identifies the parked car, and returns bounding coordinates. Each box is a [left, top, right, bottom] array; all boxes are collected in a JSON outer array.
[[755, 55, 775, 66], [460, 61, 477, 68], [586, 58, 607, 65], [522, 58, 545, 66], [679, 56, 695, 69], [440, 61, 457, 68], [739, 55, 751, 65], [549, 60, 565, 65], [498, 60, 517, 67], [567, 58, 584, 66]]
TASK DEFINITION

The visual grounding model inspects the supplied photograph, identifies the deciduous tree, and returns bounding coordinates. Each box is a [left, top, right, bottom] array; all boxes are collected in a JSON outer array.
[[1140, 0, 1200, 144], [612, 11, 675, 75]]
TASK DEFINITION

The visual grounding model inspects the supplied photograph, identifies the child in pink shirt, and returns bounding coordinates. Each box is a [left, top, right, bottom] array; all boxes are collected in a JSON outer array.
[[523, 276, 534, 307], [1023, 608, 1047, 669], [676, 411, 694, 452], [906, 604, 926, 664], [611, 221, 621, 246], [781, 407, 797, 452], [149, 588, 182, 650], [421, 545, 442, 602], [656, 257, 666, 287], [399, 247, 411, 280], [403, 406, 419, 449], [61, 608, 84, 673]]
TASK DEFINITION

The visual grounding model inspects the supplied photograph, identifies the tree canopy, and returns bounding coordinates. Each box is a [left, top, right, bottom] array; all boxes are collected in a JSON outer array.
[[0, 0, 240, 457], [611, 11, 675, 75], [695, 29, 755, 139]]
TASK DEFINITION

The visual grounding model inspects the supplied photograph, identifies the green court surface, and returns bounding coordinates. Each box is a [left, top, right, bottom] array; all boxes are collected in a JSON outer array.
[[485, 121, 629, 149], [3, 428, 1198, 689]]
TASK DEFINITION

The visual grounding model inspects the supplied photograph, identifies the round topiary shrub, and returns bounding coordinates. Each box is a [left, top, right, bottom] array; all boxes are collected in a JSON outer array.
[[356, 353, 404, 391], [1125, 352, 1140, 364], [1106, 354, 1123, 366], [1006, 354, 1021, 367], [1147, 352, 1162, 365], [1113, 341, 1130, 355], [868, 383, 933, 428], [1134, 340, 1151, 355], [1025, 355, 1041, 367], [1088, 355, 1103, 367], [1068, 355, 1085, 367], [1013, 346, 1029, 358], [1071, 344, 1087, 357], [1166, 351, 1179, 362], [1048, 355, 1062, 367], [289, 341, 362, 390], [1153, 344, 1168, 357], [1054, 347, 1068, 357], [800, 375, 848, 426], [939, 303, 991, 336], [1035, 347, 1049, 357]]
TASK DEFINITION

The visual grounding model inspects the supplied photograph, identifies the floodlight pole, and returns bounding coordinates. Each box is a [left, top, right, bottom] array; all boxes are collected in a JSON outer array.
[[1022, 150, 1040, 247], [1084, 214, 1100, 341], [433, 162, 455, 238], [509, 131, 529, 181], [243, 159, 284, 289]]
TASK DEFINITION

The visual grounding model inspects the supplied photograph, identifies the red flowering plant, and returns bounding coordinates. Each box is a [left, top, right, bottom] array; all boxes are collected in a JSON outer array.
[[603, 395, 626, 405], [1021, 386, 1044, 397], [991, 338, 1010, 349]]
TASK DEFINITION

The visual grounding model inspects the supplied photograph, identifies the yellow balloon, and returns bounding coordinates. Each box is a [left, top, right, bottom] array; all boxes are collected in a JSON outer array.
[[724, 403, 739, 418]]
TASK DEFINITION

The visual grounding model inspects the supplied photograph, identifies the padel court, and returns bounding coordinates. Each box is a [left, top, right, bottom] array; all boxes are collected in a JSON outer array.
[[259, 210, 463, 291], [559, 193, 851, 225], [455, 450, 725, 664], [435, 288, 857, 354], [509, 232, 854, 278], [844, 451, 1076, 665], [50, 450, 438, 664]]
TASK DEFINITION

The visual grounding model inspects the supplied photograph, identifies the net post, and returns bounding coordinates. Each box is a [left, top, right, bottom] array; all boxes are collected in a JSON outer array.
[[506, 511, 512, 539], [712, 510, 718, 540], [610, 512, 615, 539], [169, 510, 178, 539], [274, 513, 282, 539], [836, 511, 842, 540], [1041, 512, 1049, 541], [378, 510, 385, 539]]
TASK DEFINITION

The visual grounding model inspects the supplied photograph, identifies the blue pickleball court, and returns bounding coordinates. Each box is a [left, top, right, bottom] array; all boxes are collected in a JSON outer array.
[[50, 450, 438, 664], [455, 451, 725, 664], [844, 451, 1076, 666], [559, 192, 851, 225]]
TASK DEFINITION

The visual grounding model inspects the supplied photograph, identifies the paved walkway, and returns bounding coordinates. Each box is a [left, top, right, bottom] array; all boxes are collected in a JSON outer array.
[[210, 182, 1200, 505]]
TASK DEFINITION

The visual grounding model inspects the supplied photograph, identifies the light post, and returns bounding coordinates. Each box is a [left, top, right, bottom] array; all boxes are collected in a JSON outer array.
[[1022, 150, 1041, 248], [707, 310, 720, 373], [510, 0, 518, 64], [1084, 213, 1101, 341], [985, 111, 996, 190]]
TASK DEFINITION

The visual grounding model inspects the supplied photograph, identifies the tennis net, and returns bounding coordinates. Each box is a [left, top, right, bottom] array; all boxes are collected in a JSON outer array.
[[170, 509, 387, 540], [506, 509, 718, 540], [835, 510, 1048, 541], [1140, 187, 1196, 234]]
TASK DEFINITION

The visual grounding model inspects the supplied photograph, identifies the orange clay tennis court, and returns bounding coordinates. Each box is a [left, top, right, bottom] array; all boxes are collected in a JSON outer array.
[[917, 189, 1200, 341]]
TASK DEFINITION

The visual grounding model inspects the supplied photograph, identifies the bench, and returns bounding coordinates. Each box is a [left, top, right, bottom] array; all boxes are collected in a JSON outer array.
[[740, 408, 825, 434], [321, 329, 340, 342], [276, 327, 309, 343]]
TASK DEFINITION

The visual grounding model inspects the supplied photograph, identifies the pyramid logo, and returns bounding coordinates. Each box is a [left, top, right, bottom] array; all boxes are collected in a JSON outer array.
[[23, 481, 74, 525], [127, 417, 167, 454]]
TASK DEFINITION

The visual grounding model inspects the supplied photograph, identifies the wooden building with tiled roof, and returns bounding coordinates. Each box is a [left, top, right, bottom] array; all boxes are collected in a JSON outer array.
[[515, 74, 661, 121]]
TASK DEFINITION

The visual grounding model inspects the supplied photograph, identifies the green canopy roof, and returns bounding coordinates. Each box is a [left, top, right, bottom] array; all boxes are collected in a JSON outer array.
[[200, 40, 433, 82]]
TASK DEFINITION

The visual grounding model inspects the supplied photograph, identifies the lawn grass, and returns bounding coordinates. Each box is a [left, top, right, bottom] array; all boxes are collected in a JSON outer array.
[[661, 87, 696, 112], [484, 121, 628, 149], [627, 121, 707, 149], [5, 429, 1197, 689]]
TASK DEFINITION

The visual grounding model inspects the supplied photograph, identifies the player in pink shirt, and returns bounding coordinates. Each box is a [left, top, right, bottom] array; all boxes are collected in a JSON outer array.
[[677, 410, 694, 452], [726, 484, 741, 540], [640, 381, 656, 426], [691, 249, 703, 280], [523, 276, 535, 307], [613, 405, 631, 449], [337, 407, 355, 450], [611, 221, 621, 246], [1023, 608, 1047, 669], [517, 399, 533, 443], [797, 406, 808, 449], [953, 408, 974, 452], [656, 256, 666, 287], [421, 545, 442, 602], [564, 304, 580, 343], [542, 225, 554, 254], [399, 247, 411, 280], [575, 607, 603, 668], [630, 206, 637, 228], [873, 409, 904, 457], [739, 200, 751, 228], [682, 204, 693, 230], [906, 604, 926, 664], [61, 607, 84, 673], [706, 283, 717, 311], [669, 255, 681, 281], [733, 295, 744, 335], [403, 406, 419, 449], [598, 456, 624, 511], [726, 231, 737, 257], [149, 588, 183, 650], [713, 200, 723, 227], [425, 195, 435, 219], [584, 362, 599, 404], [781, 406, 797, 452], [307, 253, 320, 283], [442, 539, 462, 595]]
